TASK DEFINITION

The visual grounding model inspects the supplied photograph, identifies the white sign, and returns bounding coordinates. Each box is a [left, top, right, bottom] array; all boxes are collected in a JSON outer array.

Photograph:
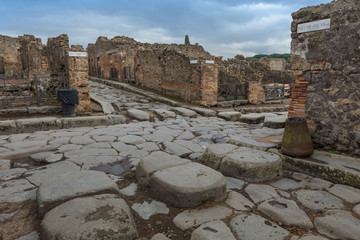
[[297, 18, 331, 33], [190, 60, 198, 64], [205, 60, 215, 64], [68, 51, 87, 57]]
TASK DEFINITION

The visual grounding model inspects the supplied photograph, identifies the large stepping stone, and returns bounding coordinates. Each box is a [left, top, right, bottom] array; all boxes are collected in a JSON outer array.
[[127, 109, 150, 121], [217, 111, 242, 121], [240, 113, 265, 124], [245, 184, 279, 203], [258, 198, 313, 228], [314, 210, 360, 239], [40, 194, 138, 240], [154, 109, 176, 119], [37, 170, 119, 215], [191, 220, 236, 240], [230, 213, 290, 240], [264, 115, 287, 129], [149, 162, 227, 208], [219, 147, 282, 182], [171, 107, 197, 117], [227, 136, 275, 150], [200, 144, 282, 182], [136, 151, 191, 186], [191, 107, 217, 117]]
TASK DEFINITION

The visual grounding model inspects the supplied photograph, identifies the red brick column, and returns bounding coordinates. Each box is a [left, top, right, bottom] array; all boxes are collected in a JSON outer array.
[[248, 82, 265, 105], [198, 62, 218, 107]]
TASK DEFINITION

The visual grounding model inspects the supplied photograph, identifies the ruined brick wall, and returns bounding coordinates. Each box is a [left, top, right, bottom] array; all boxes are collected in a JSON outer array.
[[289, 0, 360, 155], [135, 50, 217, 106], [0, 35, 22, 77], [47, 34, 69, 73], [87, 36, 212, 82], [217, 59, 292, 85], [18, 35, 47, 74]]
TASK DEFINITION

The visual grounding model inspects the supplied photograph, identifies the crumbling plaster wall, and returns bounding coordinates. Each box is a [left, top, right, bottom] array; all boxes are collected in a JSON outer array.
[[289, 0, 360, 155]]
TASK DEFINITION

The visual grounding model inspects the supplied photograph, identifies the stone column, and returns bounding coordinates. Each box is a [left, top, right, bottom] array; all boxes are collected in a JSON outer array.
[[247, 82, 265, 105], [66, 50, 92, 114], [199, 60, 218, 107]]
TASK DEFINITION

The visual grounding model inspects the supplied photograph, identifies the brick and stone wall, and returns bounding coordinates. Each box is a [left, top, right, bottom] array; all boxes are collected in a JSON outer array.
[[47, 34, 69, 73], [135, 50, 218, 106], [66, 46, 92, 114], [0, 35, 22, 77], [289, 0, 360, 155]]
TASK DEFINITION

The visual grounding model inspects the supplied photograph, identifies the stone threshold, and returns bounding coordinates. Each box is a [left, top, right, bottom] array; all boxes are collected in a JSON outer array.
[[0, 115, 126, 135]]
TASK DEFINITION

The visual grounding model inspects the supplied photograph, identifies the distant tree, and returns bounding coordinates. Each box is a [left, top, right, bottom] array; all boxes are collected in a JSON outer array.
[[246, 53, 291, 63], [184, 35, 190, 45], [234, 54, 245, 60]]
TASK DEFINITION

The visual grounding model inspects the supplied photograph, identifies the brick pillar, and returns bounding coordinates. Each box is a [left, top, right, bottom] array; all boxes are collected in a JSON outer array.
[[248, 82, 265, 104], [198, 61, 218, 107], [66, 51, 92, 114]]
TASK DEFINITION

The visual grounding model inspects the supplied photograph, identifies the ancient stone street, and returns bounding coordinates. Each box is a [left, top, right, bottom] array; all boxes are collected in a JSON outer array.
[[0, 81, 359, 240]]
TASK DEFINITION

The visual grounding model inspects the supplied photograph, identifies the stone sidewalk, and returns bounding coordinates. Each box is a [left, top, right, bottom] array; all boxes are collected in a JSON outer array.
[[0, 81, 360, 240]]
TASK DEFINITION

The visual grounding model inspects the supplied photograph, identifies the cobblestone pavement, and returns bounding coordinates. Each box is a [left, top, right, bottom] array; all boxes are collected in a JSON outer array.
[[0, 82, 360, 240]]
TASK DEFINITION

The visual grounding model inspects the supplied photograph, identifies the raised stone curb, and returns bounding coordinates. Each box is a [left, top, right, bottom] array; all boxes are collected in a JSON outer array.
[[190, 107, 217, 117], [40, 194, 138, 240], [227, 136, 275, 151], [37, 170, 119, 215], [171, 107, 197, 117], [217, 111, 241, 121], [149, 162, 227, 207]]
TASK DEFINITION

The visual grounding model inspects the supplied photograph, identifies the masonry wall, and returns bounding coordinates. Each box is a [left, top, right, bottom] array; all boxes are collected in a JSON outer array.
[[47, 34, 69, 73], [289, 0, 360, 155], [135, 50, 217, 106], [0, 35, 22, 77]]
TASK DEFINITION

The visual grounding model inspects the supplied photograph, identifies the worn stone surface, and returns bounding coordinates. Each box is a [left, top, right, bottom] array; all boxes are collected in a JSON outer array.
[[353, 204, 360, 215], [245, 184, 279, 204], [119, 183, 137, 196], [40, 194, 138, 240], [163, 141, 192, 157], [173, 205, 232, 230], [131, 199, 169, 220], [0, 178, 35, 197], [230, 213, 290, 240], [172, 107, 197, 117], [225, 177, 245, 190], [240, 113, 265, 124], [127, 109, 150, 121], [294, 190, 345, 213], [271, 178, 305, 190], [37, 170, 119, 215], [154, 109, 176, 119], [0, 168, 26, 181], [30, 151, 63, 163], [199, 143, 238, 169], [219, 147, 283, 182], [149, 162, 227, 207], [258, 198, 313, 228], [0, 159, 11, 170], [24, 161, 81, 186], [226, 190, 254, 211], [191, 220, 236, 240], [191, 107, 217, 117], [227, 136, 275, 150], [314, 211, 360, 240], [16, 231, 40, 240], [118, 135, 146, 145], [136, 151, 190, 186], [328, 184, 360, 204], [305, 178, 333, 190], [264, 115, 286, 128], [217, 111, 241, 121], [151, 233, 171, 240]]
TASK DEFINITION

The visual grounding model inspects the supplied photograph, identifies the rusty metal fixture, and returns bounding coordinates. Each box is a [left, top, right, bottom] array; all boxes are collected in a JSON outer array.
[[281, 117, 313, 158]]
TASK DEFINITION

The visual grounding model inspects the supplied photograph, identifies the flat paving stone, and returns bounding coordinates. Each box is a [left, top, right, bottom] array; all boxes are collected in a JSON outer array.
[[294, 190, 345, 213], [230, 213, 290, 240], [64, 148, 118, 158], [245, 184, 279, 204], [271, 178, 305, 190], [225, 177, 245, 190], [0, 159, 11, 170], [3, 140, 48, 151], [199, 143, 238, 169], [127, 109, 150, 121], [191, 220, 236, 240], [0, 168, 26, 181], [111, 142, 138, 152], [217, 111, 242, 121], [119, 183, 137, 196], [151, 233, 171, 240], [70, 136, 95, 145], [172, 107, 197, 117], [258, 198, 313, 229], [173, 205, 232, 230], [136, 151, 190, 186], [83, 142, 112, 149], [57, 144, 82, 153], [149, 162, 227, 208], [154, 109, 176, 119], [118, 135, 146, 145], [173, 140, 204, 153], [191, 107, 217, 117], [67, 155, 119, 170], [305, 178, 333, 190], [227, 136, 275, 150], [177, 131, 196, 140], [328, 184, 360, 204], [0, 188, 37, 204], [353, 204, 360, 215], [37, 170, 119, 215], [92, 135, 117, 142], [131, 198, 169, 220], [240, 113, 265, 124], [30, 151, 63, 163], [0, 178, 35, 197], [219, 147, 283, 182], [24, 161, 81, 186], [314, 210, 360, 240], [137, 142, 160, 151], [163, 141, 192, 157], [40, 194, 138, 240], [226, 190, 254, 211]]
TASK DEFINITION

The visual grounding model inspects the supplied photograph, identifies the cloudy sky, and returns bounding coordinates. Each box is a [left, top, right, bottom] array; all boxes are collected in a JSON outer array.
[[1, 0, 332, 59]]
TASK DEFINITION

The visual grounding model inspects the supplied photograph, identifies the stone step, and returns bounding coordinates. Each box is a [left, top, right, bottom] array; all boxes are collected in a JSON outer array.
[[199, 143, 283, 182], [40, 194, 138, 240], [127, 109, 151, 121], [136, 151, 227, 208], [171, 107, 197, 117]]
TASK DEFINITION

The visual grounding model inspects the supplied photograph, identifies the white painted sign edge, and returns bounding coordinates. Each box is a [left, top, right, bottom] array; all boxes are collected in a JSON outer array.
[[297, 18, 331, 33], [68, 51, 88, 57]]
